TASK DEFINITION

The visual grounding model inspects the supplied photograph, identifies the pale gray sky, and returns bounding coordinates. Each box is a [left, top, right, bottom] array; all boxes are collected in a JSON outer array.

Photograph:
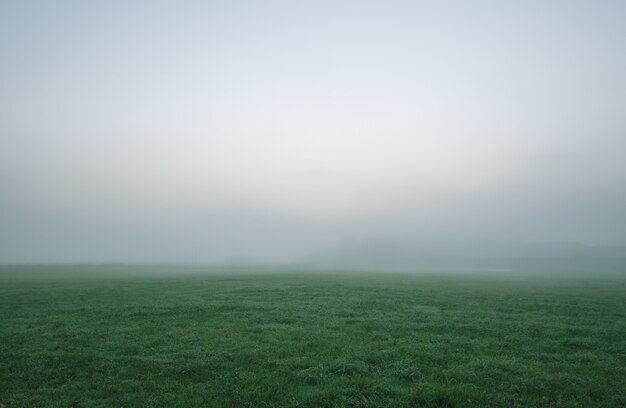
[[1, 1, 625, 263]]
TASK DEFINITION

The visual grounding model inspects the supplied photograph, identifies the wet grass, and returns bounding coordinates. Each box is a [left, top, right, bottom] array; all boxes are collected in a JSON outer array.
[[0, 265, 625, 407]]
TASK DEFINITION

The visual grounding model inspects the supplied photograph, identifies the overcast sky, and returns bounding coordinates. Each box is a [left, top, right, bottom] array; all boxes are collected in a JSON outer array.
[[1, 1, 625, 263]]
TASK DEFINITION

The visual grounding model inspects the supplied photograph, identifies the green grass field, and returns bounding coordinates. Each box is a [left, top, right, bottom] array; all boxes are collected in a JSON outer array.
[[1, 266, 624, 407]]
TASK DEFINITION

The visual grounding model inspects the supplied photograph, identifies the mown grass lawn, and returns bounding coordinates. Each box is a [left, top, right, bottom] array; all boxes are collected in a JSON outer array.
[[1, 266, 624, 407]]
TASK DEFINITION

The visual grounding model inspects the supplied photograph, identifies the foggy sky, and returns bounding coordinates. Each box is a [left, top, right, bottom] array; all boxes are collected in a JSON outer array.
[[1, 1, 625, 264]]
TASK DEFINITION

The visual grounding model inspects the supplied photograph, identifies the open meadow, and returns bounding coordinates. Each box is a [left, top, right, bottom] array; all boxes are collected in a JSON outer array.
[[1, 265, 624, 407]]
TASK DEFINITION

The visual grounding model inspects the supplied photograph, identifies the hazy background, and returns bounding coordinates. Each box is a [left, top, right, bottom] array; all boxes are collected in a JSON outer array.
[[1, 1, 625, 265]]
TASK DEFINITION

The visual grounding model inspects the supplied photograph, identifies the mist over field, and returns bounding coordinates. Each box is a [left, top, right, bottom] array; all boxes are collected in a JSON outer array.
[[1, 1, 625, 267], [3, 4, 626, 406]]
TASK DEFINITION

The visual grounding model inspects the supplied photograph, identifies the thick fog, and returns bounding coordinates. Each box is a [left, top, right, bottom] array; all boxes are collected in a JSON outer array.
[[1, 1, 625, 265]]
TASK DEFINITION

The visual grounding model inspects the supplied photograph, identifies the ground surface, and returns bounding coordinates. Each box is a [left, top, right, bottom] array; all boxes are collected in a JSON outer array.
[[0, 266, 624, 407]]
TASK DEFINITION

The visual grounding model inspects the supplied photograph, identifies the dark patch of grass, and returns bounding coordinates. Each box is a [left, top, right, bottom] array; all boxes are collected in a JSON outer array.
[[0, 266, 624, 407]]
